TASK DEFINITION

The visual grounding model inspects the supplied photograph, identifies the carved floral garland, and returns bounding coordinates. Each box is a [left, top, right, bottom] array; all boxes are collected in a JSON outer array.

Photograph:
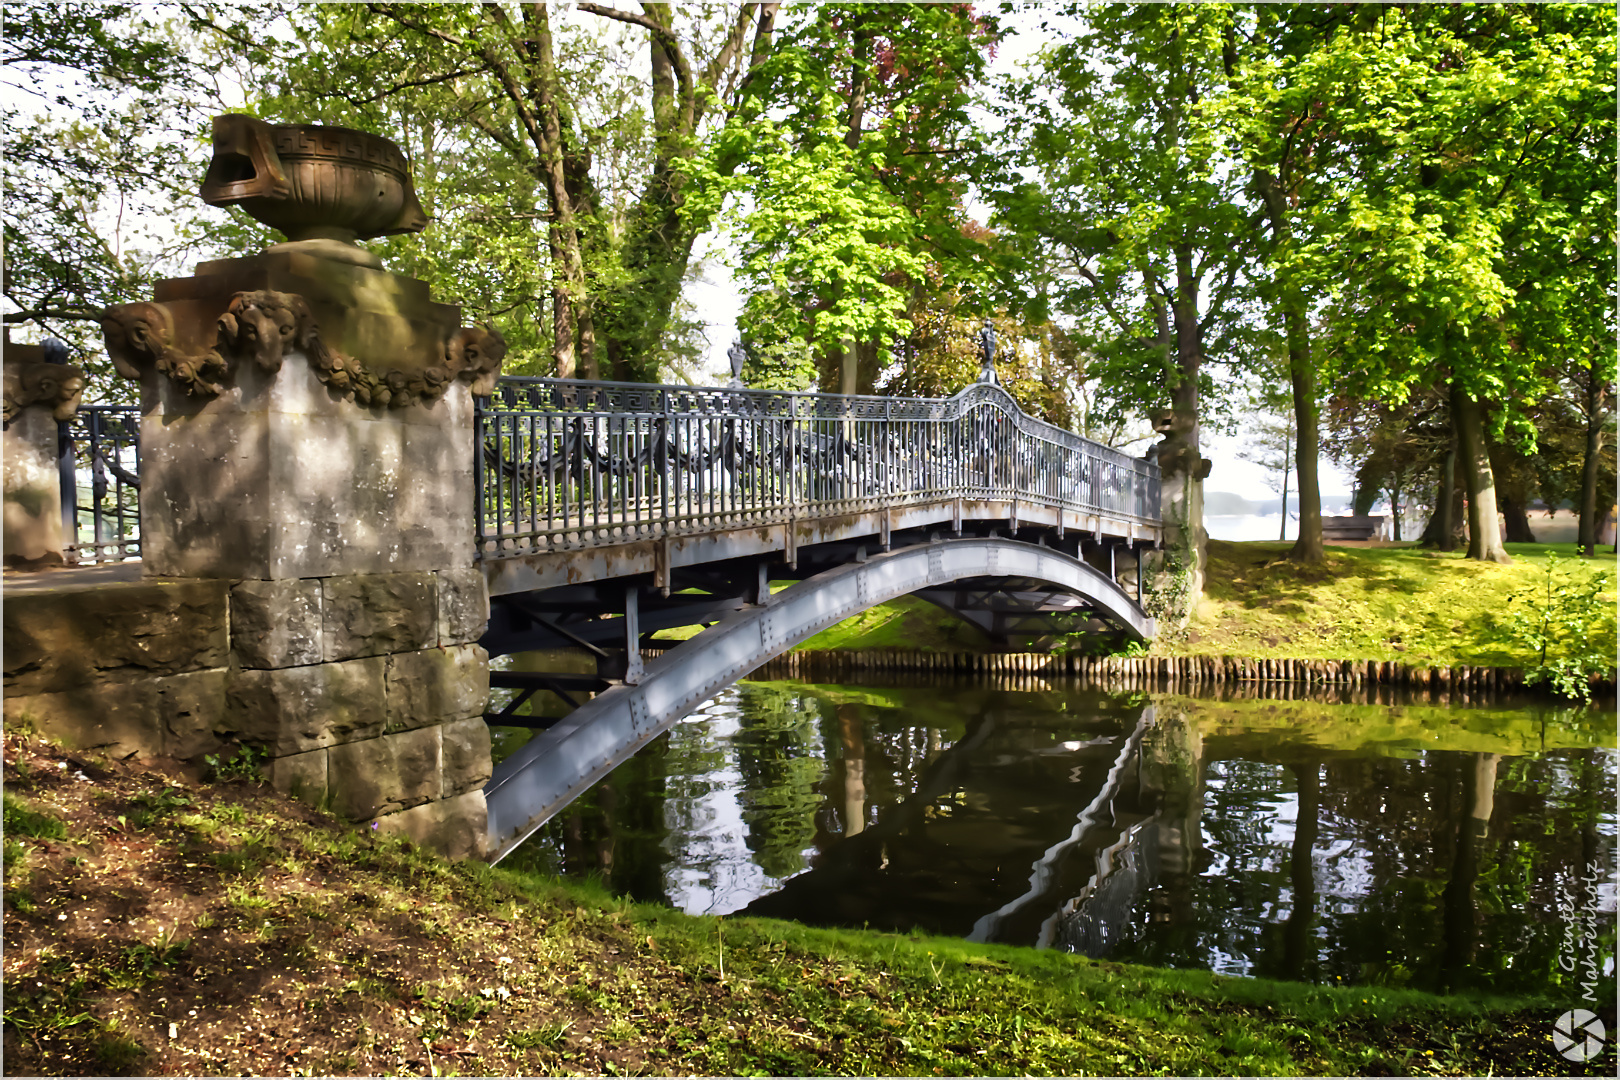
[[101, 290, 505, 408]]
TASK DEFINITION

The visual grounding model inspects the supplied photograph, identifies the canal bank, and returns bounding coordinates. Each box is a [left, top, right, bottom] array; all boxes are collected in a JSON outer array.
[[1, 725, 1601, 1077], [757, 540, 1618, 688]]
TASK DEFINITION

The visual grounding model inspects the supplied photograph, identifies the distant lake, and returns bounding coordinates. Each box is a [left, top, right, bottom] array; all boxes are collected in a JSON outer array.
[[1207, 514, 1301, 543]]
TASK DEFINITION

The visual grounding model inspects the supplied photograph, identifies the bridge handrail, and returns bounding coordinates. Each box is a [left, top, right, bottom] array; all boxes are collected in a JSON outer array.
[[475, 376, 1160, 561], [55, 404, 142, 564]]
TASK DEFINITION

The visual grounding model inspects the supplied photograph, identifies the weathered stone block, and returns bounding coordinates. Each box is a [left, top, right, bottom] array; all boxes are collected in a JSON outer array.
[[322, 572, 436, 661], [139, 355, 475, 580], [3, 668, 227, 759], [373, 789, 487, 861], [3, 409, 66, 566], [224, 656, 386, 755], [230, 578, 323, 668], [383, 644, 488, 733], [156, 250, 463, 376], [440, 716, 492, 797], [4, 579, 229, 696], [267, 746, 328, 806], [327, 726, 440, 820], [437, 568, 489, 646]]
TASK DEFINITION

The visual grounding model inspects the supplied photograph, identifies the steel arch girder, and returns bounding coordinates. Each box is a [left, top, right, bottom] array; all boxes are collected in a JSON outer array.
[[483, 537, 1153, 863]]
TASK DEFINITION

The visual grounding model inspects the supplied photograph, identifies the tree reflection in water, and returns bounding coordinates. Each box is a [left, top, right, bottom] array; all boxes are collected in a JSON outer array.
[[510, 675, 1615, 999]]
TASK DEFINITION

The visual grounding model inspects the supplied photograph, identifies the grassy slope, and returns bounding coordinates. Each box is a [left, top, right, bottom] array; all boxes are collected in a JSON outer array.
[[705, 541, 1616, 669], [2, 731, 1593, 1078], [1181, 541, 1616, 666]]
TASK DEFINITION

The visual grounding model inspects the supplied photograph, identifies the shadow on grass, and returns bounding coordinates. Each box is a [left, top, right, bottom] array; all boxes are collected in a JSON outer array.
[[1204, 541, 1425, 605]]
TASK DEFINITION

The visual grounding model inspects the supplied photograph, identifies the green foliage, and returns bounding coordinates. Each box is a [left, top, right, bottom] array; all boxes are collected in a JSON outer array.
[[2, 3, 275, 385], [1218, 4, 1616, 417], [203, 744, 266, 783], [734, 300, 820, 391], [3, 790, 68, 840], [1498, 555, 1617, 700], [694, 96, 933, 365], [265, 3, 774, 382], [690, 4, 1000, 389]]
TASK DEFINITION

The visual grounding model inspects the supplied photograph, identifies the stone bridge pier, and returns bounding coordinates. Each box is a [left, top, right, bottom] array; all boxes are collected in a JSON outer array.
[[130, 340, 499, 858], [83, 116, 505, 857]]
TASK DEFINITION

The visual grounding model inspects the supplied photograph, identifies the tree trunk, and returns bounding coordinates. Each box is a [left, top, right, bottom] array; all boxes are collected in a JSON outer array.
[[1388, 470, 1402, 542], [548, 227, 575, 379], [1487, 434, 1537, 543], [1279, 422, 1290, 542], [1450, 382, 1511, 564], [1288, 339, 1323, 562], [1577, 376, 1608, 556], [840, 339, 858, 397], [529, 5, 594, 380], [1254, 168, 1321, 563], [1500, 495, 1535, 543], [1432, 444, 1458, 551], [1166, 246, 1208, 607]]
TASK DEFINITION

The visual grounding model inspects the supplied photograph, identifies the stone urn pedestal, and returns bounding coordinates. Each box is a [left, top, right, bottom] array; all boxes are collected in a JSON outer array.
[[2, 335, 85, 567], [95, 115, 508, 859]]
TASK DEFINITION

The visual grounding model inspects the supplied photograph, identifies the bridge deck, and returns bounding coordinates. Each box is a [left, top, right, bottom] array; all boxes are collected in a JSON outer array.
[[482, 495, 1159, 596]]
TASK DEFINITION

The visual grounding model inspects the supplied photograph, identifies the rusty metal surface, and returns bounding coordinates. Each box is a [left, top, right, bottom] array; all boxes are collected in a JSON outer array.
[[484, 536, 1153, 862]]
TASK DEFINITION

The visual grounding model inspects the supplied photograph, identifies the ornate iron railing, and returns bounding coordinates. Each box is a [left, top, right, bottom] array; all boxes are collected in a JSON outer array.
[[475, 377, 1159, 561], [59, 404, 142, 563]]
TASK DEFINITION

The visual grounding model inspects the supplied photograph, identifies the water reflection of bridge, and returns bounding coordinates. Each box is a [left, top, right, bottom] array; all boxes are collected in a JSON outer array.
[[718, 689, 1612, 996]]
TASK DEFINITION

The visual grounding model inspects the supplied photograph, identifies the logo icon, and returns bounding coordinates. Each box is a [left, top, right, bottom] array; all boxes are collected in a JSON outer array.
[[1553, 1009, 1607, 1062]]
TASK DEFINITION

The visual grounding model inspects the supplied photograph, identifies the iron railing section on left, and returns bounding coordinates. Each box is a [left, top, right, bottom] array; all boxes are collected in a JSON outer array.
[[59, 405, 141, 563], [476, 377, 1160, 561]]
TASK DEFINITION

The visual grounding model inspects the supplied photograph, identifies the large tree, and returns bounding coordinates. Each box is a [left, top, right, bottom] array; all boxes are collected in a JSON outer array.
[[1223, 3, 1615, 564], [265, 2, 781, 382], [995, 3, 1263, 611]]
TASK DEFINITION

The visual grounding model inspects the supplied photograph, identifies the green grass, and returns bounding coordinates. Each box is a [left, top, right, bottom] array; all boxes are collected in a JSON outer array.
[[4, 790, 68, 840], [482, 866, 1570, 1077], [651, 589, 992, 651], [5, 731, 1589, 1076], [1181, 540, 1617, 667]]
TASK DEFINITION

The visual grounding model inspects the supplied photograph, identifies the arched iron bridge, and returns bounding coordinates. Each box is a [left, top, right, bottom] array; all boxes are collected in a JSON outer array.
[[474, 376, 1162, 863]]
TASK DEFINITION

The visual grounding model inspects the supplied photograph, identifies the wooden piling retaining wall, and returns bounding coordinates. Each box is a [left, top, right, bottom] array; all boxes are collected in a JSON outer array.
[[683, 648, 1618, 699]]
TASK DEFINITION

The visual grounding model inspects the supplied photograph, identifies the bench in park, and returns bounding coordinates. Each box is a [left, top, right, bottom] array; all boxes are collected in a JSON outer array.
[[1321, 515, 1388, 542]]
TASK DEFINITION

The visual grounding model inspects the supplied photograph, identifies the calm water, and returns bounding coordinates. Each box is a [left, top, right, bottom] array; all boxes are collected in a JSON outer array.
[[498, 676, 1618, 998]]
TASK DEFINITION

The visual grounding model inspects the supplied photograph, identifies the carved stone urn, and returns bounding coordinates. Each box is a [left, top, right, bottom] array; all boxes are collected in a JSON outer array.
[[201, 114, 428, 268]]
